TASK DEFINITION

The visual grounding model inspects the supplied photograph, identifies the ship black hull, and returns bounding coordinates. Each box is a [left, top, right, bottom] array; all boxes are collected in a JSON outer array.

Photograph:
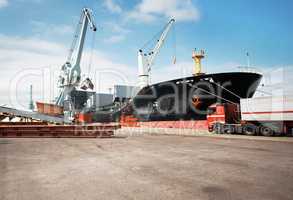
[[126, 72, 262, 121]]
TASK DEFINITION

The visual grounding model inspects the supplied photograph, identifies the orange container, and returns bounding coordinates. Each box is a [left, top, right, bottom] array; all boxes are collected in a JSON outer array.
[[36, 102, 63, 116], [76, 113, 93, 123]]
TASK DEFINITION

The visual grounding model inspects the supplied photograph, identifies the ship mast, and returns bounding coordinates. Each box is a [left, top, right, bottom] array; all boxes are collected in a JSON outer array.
[[192, 49, 205, 76], [246, 52, 251, 68]]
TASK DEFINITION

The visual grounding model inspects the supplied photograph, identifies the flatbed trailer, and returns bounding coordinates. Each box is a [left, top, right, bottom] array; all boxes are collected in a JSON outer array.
[[0, 106, 121, 138], [0, 123, 120, 138], [207, 95, 293, 136]]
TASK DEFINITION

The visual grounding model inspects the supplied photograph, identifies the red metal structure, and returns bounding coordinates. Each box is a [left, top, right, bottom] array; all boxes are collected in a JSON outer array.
[[120, 114, 208, 130], [207, 98, 293, 136], [0, 122, 120, 138], [207, 103, 239, 132], [36, 102, 63, 116]]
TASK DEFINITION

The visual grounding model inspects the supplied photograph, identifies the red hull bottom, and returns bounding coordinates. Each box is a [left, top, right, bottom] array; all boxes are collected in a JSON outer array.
[[122, 119, 208, 130]]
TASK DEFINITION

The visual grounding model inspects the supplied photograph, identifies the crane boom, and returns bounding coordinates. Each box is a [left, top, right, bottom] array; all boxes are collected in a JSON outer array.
[[74, 8, 97, 69], [56, 8, 97, 109], [147, 19, 175, 69], [69, 8, 97, 85], [138, 19, 175, 88]]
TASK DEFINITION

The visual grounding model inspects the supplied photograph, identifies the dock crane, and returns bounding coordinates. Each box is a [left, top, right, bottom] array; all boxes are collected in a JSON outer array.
[[55, 8, 97, 121], [138, 19, 175, 88]]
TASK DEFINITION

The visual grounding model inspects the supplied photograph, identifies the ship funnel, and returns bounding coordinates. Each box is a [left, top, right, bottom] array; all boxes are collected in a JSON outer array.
[[192, 49, 205, 76]]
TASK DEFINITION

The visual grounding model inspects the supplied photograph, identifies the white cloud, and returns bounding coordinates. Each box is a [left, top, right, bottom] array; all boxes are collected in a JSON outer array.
[[0, 34, 66, 56], [0, 34, 137, 108], [253, 66, 293, 97], [103, 21, 130, 34], [0, 0, 8, 8], [151, 61, 193, 83], [127, 0, 200, 23], [102, 21, 130, 44], [127, 11, 156, 23], [30, 20, 74, 38], [104, 35, 126, 44], [103, 0, 122, 13], [17, 0, 43, 3]]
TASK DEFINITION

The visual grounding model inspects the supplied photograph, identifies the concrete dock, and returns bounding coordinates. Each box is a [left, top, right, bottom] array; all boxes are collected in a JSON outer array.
[[1, 133, 293, 200]]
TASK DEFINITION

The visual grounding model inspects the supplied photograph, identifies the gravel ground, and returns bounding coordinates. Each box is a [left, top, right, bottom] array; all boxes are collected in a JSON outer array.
[[1, 134, 293, 200]]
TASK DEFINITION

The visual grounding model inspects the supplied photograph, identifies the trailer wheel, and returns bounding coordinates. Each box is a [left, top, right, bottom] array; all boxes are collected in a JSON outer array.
[[214, 123, 222, 134], [224, 125, 235, 134], [260, 126, 274, 137], [243, 124, 256, 136]]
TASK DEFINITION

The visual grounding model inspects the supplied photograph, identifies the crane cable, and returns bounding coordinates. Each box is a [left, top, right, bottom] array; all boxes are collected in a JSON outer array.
[[141, 21, 171, 52], [172, 23, 177, 65], [188, 83, 239, 105], [143, 24, 167, 85], [67, 14, 83, 63], [141, 29, 161, 51], [256, 89, 272, 95], [140, 20, 176, 85], [87, 31, 96, 78], [211, 81, 242, 100]]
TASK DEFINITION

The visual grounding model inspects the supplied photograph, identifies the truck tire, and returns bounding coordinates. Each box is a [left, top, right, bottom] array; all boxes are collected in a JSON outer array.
[[214, 123, 222, 134], [225, 125, 235, 134], [260, 126, 274, 137], [243, 124, 256, 136]]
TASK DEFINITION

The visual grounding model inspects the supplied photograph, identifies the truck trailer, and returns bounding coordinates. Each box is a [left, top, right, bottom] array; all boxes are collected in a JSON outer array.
[[207, 95, 293, 136]]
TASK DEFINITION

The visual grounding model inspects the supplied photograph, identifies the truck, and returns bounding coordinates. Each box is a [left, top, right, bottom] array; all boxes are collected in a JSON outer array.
[[207, 95, 293, 136]]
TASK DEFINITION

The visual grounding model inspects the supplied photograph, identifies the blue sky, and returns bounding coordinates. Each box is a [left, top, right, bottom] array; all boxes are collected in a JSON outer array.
[[0, 0, 292, 66], [0, 0, 292, 108]]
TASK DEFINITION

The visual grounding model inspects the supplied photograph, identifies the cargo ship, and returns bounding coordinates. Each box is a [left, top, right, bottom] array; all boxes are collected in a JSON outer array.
[[115, 20, 262, 122], [125, 71, 262, 121], [113, 49, 263, 122]]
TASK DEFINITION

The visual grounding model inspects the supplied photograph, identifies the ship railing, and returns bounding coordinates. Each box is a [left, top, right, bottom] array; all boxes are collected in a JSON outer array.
[[237, 66, 263, 74]]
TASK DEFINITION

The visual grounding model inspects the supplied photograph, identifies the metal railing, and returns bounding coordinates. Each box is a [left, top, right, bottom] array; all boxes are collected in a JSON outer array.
[[237, 66, 263, 74]]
